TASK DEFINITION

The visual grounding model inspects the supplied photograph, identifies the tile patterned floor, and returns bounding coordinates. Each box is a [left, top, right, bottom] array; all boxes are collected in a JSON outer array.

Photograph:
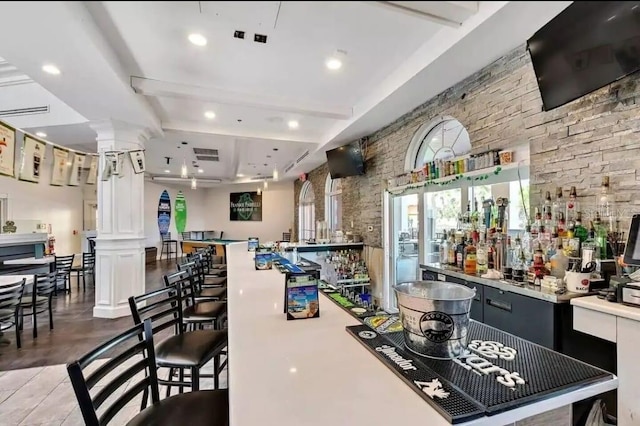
[[0, 357, 227, 425]]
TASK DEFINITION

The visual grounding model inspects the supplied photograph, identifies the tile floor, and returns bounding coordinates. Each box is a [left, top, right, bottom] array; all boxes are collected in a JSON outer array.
[[0, 358, 227, 425]]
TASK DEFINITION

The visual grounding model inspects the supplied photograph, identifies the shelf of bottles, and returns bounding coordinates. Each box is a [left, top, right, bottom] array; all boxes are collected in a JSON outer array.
[[320, 249, 371, 292], [437, 176, 622, 288]]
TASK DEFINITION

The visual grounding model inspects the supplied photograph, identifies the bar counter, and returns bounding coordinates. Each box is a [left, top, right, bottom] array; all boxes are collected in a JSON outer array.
[[226, 242, 617, 426]]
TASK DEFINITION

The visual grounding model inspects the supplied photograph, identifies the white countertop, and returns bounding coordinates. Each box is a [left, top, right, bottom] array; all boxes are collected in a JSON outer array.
[[3, 256, 54, 265], [0, 233, 48, 247], [226, 243, 617, 426], [571, 296, 640, 322], [0, 275, 34, 286]]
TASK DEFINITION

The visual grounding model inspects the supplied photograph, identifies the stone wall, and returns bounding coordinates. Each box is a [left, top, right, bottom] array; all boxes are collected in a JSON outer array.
[[295, 44, 640, 247]]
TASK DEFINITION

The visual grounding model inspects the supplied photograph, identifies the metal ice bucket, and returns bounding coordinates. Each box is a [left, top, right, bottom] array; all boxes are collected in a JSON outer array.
[[393, 281, 476, 359]]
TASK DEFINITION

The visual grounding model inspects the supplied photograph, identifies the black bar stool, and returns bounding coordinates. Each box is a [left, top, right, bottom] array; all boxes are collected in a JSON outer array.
[[160, 232, 178, 261]]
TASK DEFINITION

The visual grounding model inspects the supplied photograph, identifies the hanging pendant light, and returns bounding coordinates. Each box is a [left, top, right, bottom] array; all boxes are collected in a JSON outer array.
[[191, 176, 197, 190], [181, 159, 188, 179], [273, 165, 279, 181], [257, 187, 261, 195], [263, 180, 268, 189]]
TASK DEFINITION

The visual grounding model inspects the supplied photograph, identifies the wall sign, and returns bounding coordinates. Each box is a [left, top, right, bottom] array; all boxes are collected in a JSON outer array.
[[19, 135, 46, 183], [0, 122, 16, 177], [157, 190, 171, 236], [86, 156, 98, 185], [51, 147, 69, 186], [174, 191, 187, 234], [230, 191, 262, 221], [68, 153, 85, 186]]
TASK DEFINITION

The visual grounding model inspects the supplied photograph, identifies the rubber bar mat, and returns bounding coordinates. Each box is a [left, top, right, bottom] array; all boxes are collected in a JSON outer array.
[[348, 321, 615, 420]]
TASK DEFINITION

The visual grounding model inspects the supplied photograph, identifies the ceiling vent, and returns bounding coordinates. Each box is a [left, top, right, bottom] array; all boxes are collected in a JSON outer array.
[[196, 155, 219, 162], [193, 148, 219, 156], [284, 162, 295, 173], [0, 105, 49, 118], [295, 150, 310, 164], [250, 175, 273, 181]]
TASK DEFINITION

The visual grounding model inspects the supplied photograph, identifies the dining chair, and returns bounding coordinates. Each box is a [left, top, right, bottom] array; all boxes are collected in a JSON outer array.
[[129, 285, 227, 396], [66, 319, 229, 426], [72, 252, 96, 291], [0, 278, 26, 348], [19, 272, 56, 338], [54, 254, 75, 295]]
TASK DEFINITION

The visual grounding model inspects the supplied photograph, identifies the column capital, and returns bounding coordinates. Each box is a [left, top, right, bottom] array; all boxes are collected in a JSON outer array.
[[90, 119, 151, 148]]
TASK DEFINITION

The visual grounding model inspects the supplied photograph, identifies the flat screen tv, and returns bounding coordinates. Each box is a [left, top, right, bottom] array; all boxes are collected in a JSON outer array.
[[326, 142, 365, 179], [527, 1, 640, 111]]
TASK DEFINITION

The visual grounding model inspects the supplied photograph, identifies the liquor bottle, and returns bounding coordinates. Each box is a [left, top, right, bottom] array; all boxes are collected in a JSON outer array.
[[440, 235, 449, 265], [456, 236, 465, 269], [596, 176, 615, 232], [574, 212, 588, 243], [543, 190, 553, 229], [550, 240, 569, 279], [464, 238, 477, 275], [552, 187, 564, 233], [594, 212, 610, 260], [464, 201, 471, 226], [448, 231, 456, 266], [521, 225, 533, 266], [581, 223, 597, 265], [471, 198, 480, 228], [476, 233, 488, 275], [532, 207, 542, 239], [487, 239, 495, 270], [566, 186, 579, 230]]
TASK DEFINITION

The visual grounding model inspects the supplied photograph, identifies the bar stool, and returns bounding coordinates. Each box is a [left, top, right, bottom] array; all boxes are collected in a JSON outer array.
[[129, 285, 227, 395], [177, 260, 226, 301], [160, 232, 178, 261]]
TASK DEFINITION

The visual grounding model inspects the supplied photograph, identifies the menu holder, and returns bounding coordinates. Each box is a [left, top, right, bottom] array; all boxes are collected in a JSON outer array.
[[254, 253, 273, 270], [248, 237, 259, 252], [285, 274, 320, 320]]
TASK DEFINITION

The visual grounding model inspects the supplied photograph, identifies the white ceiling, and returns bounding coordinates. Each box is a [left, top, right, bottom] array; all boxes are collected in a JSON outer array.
[[0, 1, 571, 187]]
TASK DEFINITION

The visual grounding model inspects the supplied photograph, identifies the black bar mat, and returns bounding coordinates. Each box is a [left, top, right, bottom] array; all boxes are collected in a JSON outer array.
[[347, 325, 484, 423], [348, 321, 615, 419]]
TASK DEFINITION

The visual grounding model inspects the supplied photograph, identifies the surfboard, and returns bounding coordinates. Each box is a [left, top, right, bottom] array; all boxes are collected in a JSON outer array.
[[157, 190, 171, 236], [175, 191, 187, 234]]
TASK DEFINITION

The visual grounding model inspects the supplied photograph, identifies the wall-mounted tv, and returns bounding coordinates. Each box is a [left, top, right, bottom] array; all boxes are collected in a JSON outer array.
[[326, 142, 365, 179], [527, 1, 640, 111]]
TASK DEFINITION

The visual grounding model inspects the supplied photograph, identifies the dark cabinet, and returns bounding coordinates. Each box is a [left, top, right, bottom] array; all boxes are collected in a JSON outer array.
[[421, 270, 483, 323], [483, 286, 555, 349]]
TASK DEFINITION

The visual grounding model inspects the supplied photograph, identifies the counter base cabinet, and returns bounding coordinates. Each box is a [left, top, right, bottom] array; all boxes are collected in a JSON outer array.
[[483, 286, 556, 349], [616, 317, 639, 425], [422, 269, 484, 322]]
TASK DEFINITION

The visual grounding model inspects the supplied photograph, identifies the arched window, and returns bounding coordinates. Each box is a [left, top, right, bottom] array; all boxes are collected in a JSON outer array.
[[325, 174, 342, 232], [298, 181, 315, 241], [404, 116, 471, 171]]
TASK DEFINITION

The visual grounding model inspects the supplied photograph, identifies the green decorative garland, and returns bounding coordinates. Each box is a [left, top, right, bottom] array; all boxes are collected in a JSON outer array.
[[388, 166, 503, 195]]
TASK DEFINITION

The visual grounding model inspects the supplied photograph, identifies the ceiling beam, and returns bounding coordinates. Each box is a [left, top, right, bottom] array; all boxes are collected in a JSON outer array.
[[373, 1, 478, 27], [131, 77, 353, 120], [161, 119, 320, 145]]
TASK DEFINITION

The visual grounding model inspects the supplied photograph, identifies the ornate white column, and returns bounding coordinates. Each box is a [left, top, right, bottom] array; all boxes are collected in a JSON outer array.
[[91, 120, 150, 318]]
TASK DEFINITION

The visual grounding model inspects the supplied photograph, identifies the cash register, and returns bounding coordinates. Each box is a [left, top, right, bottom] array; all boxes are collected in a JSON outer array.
[[614, 214, 640, 307]]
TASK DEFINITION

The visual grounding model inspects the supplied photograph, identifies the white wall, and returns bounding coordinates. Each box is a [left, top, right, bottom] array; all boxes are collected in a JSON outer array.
[[205, 181, 294, 242], [143, 181, 208, 253], [0, 143, 84, 255]]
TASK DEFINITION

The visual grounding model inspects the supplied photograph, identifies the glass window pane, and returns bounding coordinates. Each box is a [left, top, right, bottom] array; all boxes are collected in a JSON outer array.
[[509, 179, 529, 232], [424, 188, 461, 263]]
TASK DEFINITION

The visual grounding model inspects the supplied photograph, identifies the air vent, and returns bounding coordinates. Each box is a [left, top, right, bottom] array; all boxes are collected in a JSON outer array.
[[295, 150, 310, 164], [193, 148, 219, 156], [284, 163, 295, 173], [251, 175, 273, 181], [196, 155, 219, 162], [0, 105, 49, 118]]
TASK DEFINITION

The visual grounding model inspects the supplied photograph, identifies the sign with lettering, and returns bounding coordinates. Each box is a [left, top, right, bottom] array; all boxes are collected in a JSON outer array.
[[286, 274, 319, 320], [230, 191, 262, 221], [157, 190, 171, 236]]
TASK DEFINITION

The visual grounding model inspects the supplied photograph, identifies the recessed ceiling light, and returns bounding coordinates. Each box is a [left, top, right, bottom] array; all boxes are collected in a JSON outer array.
[[198, 169, 204, 173], [204, 111, 215, 119], [188, 33, 207, 46], [288, 120, 299, 129], [35, 132, 47, 138], [273, 148, 279, 151], [164, 169, 171, 173], [325, 58, 342, 70], [42, 64, 61, 75], [236, 173, 244, 177]]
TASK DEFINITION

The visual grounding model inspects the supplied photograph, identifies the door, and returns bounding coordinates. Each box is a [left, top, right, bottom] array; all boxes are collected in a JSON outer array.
[[84, 201, 98, 231], [384, 192, 420, 311]]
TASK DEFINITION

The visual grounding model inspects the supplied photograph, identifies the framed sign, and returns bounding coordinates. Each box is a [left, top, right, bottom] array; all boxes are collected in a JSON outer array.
[[0, 121, 16, 177], [51, 147, 69, 186], [248, 237, 259, 252], [19, 135, 46, 183], [286, 274, 320, 320], [68, 153, 85, 186], [230, 191, 262, 221], [86, 156, 98, 184]]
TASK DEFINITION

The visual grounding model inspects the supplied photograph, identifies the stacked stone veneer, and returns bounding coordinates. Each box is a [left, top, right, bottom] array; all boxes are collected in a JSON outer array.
[[294, 44, 640, 247]]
